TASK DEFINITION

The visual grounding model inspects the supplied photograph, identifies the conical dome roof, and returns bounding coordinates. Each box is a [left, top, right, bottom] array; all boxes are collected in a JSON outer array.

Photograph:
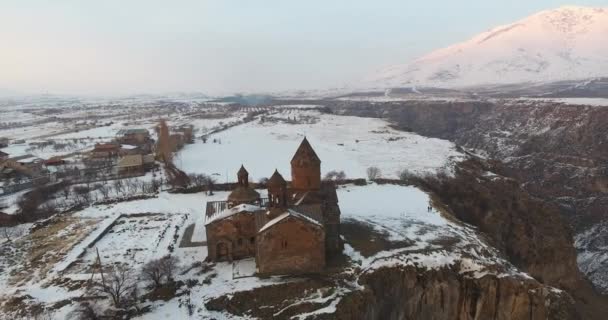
[[290, 137, 320, 164], [227, 186, 260, 203], [238, 165, 248, 178], [268, 169, 286, 187]]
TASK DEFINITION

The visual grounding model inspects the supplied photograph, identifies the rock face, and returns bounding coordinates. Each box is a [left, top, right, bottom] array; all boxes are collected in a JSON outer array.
[[423, 159, 582, 291], [328, 99, 608, 318], [335, 267, 576, 320], [206, 265, 577, 320]]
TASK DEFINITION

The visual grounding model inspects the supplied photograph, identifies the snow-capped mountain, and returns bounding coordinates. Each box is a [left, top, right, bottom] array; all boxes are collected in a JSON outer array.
[[364, 6, 608, 89]]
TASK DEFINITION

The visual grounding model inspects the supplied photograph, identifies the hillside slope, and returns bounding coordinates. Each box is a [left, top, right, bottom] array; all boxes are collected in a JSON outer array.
[[365, 6, 608, 88]]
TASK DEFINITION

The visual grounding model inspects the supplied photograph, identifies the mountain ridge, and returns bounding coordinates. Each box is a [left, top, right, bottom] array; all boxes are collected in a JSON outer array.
[[363, 6, 608, 89]]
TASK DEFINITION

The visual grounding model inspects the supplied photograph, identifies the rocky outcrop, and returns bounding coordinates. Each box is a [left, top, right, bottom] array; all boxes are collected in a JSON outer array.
[[424, 159, 581, 290], [329, 99, 608, 318], [334, 266, 576, 320], [206, 264, 577, 320]]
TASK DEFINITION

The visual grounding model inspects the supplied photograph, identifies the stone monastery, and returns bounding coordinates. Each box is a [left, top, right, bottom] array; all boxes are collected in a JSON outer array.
[[204, 138, 342, 275]]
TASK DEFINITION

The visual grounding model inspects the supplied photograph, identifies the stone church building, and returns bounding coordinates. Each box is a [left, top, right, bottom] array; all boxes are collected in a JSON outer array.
[[204, 138, 342, 275]]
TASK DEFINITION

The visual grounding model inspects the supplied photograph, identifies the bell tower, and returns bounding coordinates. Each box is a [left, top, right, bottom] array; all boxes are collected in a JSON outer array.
[[290, 137, 321, 191], [237, 165, 249, 187], [267, 169, 287, 208]]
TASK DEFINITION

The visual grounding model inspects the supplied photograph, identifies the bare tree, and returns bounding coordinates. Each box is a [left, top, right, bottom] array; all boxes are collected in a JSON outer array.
[[188, 173, 212, 188], [398, 169, 415, 184], [142, 259, 164, 288], [150, 178, 161, 193], [113, 179, 125, 195], [74, 186, 91, 205], [125, 178, 138, 194], [160, 255, 180, 283], [61, 186, 71, 200], [142, 255, 180, 288], [324, 170, 347, 183], [98, 184, 111, 200], [69, 301, 102, 320], [1, 227, 15, 242], [95, 264, 137, 308], [366, 166, 382, 180]]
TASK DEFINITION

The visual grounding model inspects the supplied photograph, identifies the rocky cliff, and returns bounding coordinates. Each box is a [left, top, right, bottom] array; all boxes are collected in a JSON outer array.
[[329, 98, 608, 318], [335, 266, 576, 320], [207, 264, 577, 320]]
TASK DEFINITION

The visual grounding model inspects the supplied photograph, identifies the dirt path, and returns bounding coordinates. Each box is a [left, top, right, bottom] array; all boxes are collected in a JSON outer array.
[[179, 223, 206, 248]]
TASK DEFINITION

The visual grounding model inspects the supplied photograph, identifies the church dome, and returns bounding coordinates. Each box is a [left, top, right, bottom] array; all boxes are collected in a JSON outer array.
[[228, 186, 260, 204], [268, 169, 287, 188]]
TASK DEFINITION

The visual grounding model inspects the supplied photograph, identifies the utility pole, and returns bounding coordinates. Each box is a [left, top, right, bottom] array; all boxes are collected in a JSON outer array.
[[96, 247, 106, 287]]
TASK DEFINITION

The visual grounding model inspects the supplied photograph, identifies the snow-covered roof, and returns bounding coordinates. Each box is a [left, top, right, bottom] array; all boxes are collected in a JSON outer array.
[[118, 128, 149, 135], [258, 209, 322, 233], [121, 144, 138, 150], [10, 155, 40, 164], [117, 155, 143, 168], [205, 203, 262, 225]]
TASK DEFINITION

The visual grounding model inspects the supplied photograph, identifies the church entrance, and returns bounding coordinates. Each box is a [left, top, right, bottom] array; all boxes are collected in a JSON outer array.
[[217, 241, 231, 261]]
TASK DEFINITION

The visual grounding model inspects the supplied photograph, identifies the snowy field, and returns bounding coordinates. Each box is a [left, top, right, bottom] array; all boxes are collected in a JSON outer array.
[[0, 99, 540, 319], [0, 182, 530, 319], [177, 110, 464, 181]]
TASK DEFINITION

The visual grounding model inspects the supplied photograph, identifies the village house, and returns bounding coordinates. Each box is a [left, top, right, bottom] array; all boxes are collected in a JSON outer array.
[[44, 157, 66, 166], [0, 138, 9, 148], [117, 128, 150, 145], [176, 125, 194, 144], [116, 128, 154, 154], [169, 133, 185, 151], [0, 150, 8, 162], [115, 154, 155, 176], [0, 155, 50, 194], [116, 154, 144, 175], [90, 143, 121, 159], [204, 138, 342, 275]]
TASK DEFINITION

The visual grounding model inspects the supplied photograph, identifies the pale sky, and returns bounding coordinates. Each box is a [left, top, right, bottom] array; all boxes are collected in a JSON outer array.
[[1, 0, 607, 96]]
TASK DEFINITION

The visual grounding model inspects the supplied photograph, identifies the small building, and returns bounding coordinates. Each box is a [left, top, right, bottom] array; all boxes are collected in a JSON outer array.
[[117, 128, 150, 145], [176, 125, 194, 144], [0, 212, 16, 226], [2, 155, 44, 176], [90, 143, 121, 159], [169, 133, 185, 151], [116, 154, 144, 175], [44, 157, 66, 166], [119, 144, 142, 155], [0, 137, 9, 148], [0, 150, 8, 161]]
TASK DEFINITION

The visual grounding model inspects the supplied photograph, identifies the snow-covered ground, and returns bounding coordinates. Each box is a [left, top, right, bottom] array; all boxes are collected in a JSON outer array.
[[523, 97, 608, 107], [177, 110, 463, 181], [574, 221, 608, 294], [0, 99, 544, 319], [0, 182, 533, 319]]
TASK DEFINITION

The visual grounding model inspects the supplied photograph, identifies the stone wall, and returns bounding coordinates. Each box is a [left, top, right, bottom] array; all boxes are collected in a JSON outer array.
[[291, 162, 321, 191], [206, 212, 257, 261], [256, 216, 325, 275]]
